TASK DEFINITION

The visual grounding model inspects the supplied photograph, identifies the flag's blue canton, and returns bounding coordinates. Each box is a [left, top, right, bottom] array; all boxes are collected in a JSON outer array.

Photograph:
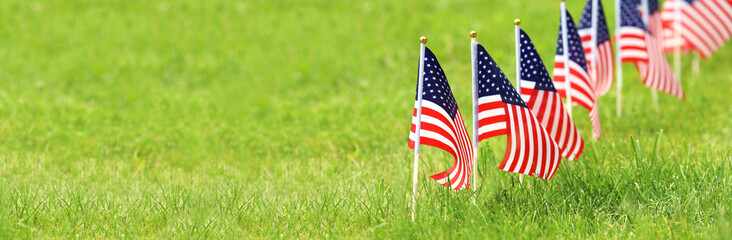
[[683, 0, 696, 4], [556, 10, 589, 70], [519, 30, 557, 92], [416, 47, 458, 119], [476, 44, 528, 108], [648, 0, 659, 14], [578, 0, 611, 44], [621, 0, 649, 31]]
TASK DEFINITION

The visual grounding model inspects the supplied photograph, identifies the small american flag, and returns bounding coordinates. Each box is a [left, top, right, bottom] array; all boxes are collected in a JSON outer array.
[[578, 0, 615, 97], [475, 44, 562, 180], [518, 30, 584, 160], [660, 0, 732, 58], [553, 10, 602, 139], [618, 0, 686, 99], [409, 47, 473, 190]]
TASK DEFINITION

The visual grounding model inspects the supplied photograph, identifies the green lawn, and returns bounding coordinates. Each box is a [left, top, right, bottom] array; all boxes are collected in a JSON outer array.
[[0, 0, 730, 238]]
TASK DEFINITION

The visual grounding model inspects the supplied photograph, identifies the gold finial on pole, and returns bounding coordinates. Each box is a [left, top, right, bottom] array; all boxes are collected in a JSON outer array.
[[514, 18, 521, 25], [469, 31, 477, 38], [419, 36, 427, 43]]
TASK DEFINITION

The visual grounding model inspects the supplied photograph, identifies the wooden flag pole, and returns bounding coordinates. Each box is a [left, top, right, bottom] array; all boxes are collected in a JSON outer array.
[[650, 87, 659, 110], [615, 0, 623, 117], [692, 54, 700, 76], [640, 0, 660, 110], [674, 0, 682, 82], [514, 18, 524, 184], [470, 31, 479, 200], [412, 36, 427, 222], [561, 1, 573, 118], [590, 0, 600, 143], [515, 19, 522, 93], [591, 0, 599, 86]]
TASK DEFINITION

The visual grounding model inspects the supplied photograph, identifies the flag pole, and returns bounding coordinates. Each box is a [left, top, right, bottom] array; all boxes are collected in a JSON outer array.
[[692, 54, 700, 76], [470, 31, 479, 199], [674, 0, 682, 82], [412, 36, 427, 222], [640, 0, 659, 110], [590, 0, 600, 141], [591, 0, 599, 85], [615, 0, 623, 117], [561, 0, 573, 118], [513, 18, 524, 184], [515, 19, 522, 93]]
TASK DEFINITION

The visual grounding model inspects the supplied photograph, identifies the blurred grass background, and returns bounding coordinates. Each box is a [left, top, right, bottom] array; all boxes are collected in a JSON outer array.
[[0, 0, 730, 238]]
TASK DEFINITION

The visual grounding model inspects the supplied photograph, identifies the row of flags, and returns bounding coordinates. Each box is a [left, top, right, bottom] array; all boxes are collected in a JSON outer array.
[[660, 0, 732, 58], [620, 0, 686, 98], [408, 0, 732, 200]]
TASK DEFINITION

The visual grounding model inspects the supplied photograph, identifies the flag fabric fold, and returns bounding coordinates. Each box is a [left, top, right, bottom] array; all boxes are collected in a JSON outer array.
[[518, 30, 585, 160], [553, 10, 602, 139], [409, 47, 474, 190], [618, 0, 686, 99], [475, 44, 562, 180], [578, 0, 615, 97]]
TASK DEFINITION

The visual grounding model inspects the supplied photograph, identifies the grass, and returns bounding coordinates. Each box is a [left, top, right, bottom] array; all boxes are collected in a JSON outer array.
[[0, 0, 730, 238]]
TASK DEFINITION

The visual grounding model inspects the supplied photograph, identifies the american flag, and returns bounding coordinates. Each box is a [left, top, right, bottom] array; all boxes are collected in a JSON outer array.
[[518, 30, 584, 160], [475, 44, 562, 180], [409, 47, 473, 190], [618, 0, 686, 99], [578, 0, 615, 97], [660, 0, 732, 58], [553, 10, 602, 139], [638, 0, 665, 45]]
